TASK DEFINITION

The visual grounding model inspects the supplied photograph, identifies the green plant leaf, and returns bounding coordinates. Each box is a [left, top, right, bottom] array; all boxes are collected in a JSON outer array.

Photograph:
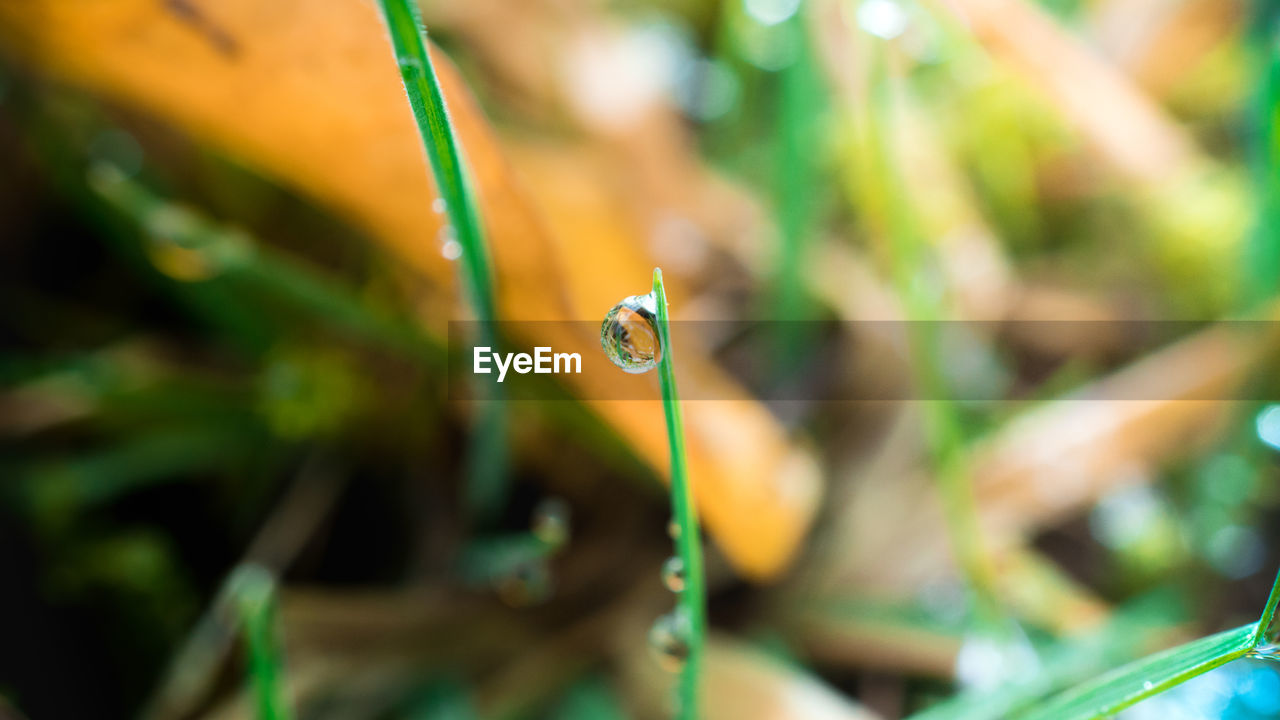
[[1016, 623, 1257, 720], [374, 0, 507, 520], [652, 267, 706, 720], [226, 565, 295, 720]]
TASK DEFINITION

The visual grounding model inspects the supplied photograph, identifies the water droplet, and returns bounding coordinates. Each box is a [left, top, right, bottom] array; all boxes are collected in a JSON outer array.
[[600, 293, 661, 373], [674, 58, 739, 122], [1257, 404, 1280, 451], [647, 610, 691, 673], [1142, 680, 1154, 691], [661, 556, 686, 593], [432, 197, 447, 214], [1205, 525, 1265, 579], [955, 628, 1039, 691], [439, 224, 461, 260], [857, 0, 909, 40], [531, 497, 571, 548], [1250, 643, 1280, 661], [89, 129, 144, 178], [745, 0, 802, 27], [667, 518, 681, 540], [493, 560, 552, 607], [398, 57, 423, 78]]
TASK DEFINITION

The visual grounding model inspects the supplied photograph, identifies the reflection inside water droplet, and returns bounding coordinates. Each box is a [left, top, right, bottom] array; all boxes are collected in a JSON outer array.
[[661, 556, 686, 593], [648, 610, 691, 673], [600, 293, 661, 373]]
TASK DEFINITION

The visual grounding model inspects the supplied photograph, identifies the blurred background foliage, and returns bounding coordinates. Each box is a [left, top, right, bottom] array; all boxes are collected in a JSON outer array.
[[3, 0, 1280, 718]]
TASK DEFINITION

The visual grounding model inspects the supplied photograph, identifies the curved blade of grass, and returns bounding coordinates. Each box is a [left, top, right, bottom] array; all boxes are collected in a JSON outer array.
[[850, 37, 1001, 625], [88, 164, 441, 362], [1012, 566, 1280, 720], [653, 267, 706, 719], [769, 9, 823, 375], [1014, 623, 1256, 720], [908, 594, 1182, 720], [374, 0, 507, 520], [1244, 8, 1280, 306], [226, 565, 295, 720], [374, 0, 493, 324], [1254, 564, 1280, 645]]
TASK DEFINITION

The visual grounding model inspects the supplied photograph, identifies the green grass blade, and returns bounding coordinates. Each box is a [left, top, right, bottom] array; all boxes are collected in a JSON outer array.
[[652, 268, 706, 719], [88, 165, 440, 362], [374, 0, 507, 522], [374, 0, 494, 325], [1016, 623, 1257, 720], [1254, 566, 1280, 645], [1245, 22, 1280, 305], [851, 39, 1001, 624], [769, 10, 823, 374], [226, 565, 295, 720]]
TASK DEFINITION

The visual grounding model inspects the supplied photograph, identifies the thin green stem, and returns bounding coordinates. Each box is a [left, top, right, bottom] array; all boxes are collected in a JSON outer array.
[[1245, 14, 1280, 306], [769, 10, 821, 375], [226, 565, 294, 720], [1254, 565, 1280, 645], [652, 268, 706, 720], [374, 0, 494, 325], [1016, 623, 1258, 720], [374, 0, 507, 521], [855, 41, 1002, 625], [88, 164, 441, 362]]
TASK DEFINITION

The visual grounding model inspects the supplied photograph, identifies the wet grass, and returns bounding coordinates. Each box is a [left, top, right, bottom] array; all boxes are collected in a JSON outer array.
[[651, 268, 707, 720], [374, 0, 507, 522]]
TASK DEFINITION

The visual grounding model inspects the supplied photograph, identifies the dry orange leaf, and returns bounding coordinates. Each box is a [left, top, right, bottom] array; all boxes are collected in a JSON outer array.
[[0, 0, 821, 579]]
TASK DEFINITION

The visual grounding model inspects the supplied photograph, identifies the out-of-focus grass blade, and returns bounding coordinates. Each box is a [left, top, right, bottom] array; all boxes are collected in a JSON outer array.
[[851, 36, 1001, 625], [1255, 567, 1280, 645], [1245, 13, 1280, 305], [553, 676, 628, 720], [769, 9, 823, 375], [88, 165, 439, 363], [908, 594, 1181, 720], [1015, 623, 1257, 720], [225, 565, 294, 720], [374, 0, 507, 522]]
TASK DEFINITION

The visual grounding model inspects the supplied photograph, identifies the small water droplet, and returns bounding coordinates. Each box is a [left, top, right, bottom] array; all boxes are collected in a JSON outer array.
[[955, 628, 1039, 690], [857, 0, 909, 40], [661, 556, 686, 593], [1142, 680, 1154, 691], [441, 239, 462, 260], [667, 518, 681, 540], [1250, 643, 1280, 661], [432, 197, 447, 214], [647, 610, 691, 673], [600, 293, 661, 373], [398, 57, 423, 78], [493, 560, 552, 608], [1257, 404, 1280, 451], [745, 0, 801, 27], [531, 497, 571, 547]]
